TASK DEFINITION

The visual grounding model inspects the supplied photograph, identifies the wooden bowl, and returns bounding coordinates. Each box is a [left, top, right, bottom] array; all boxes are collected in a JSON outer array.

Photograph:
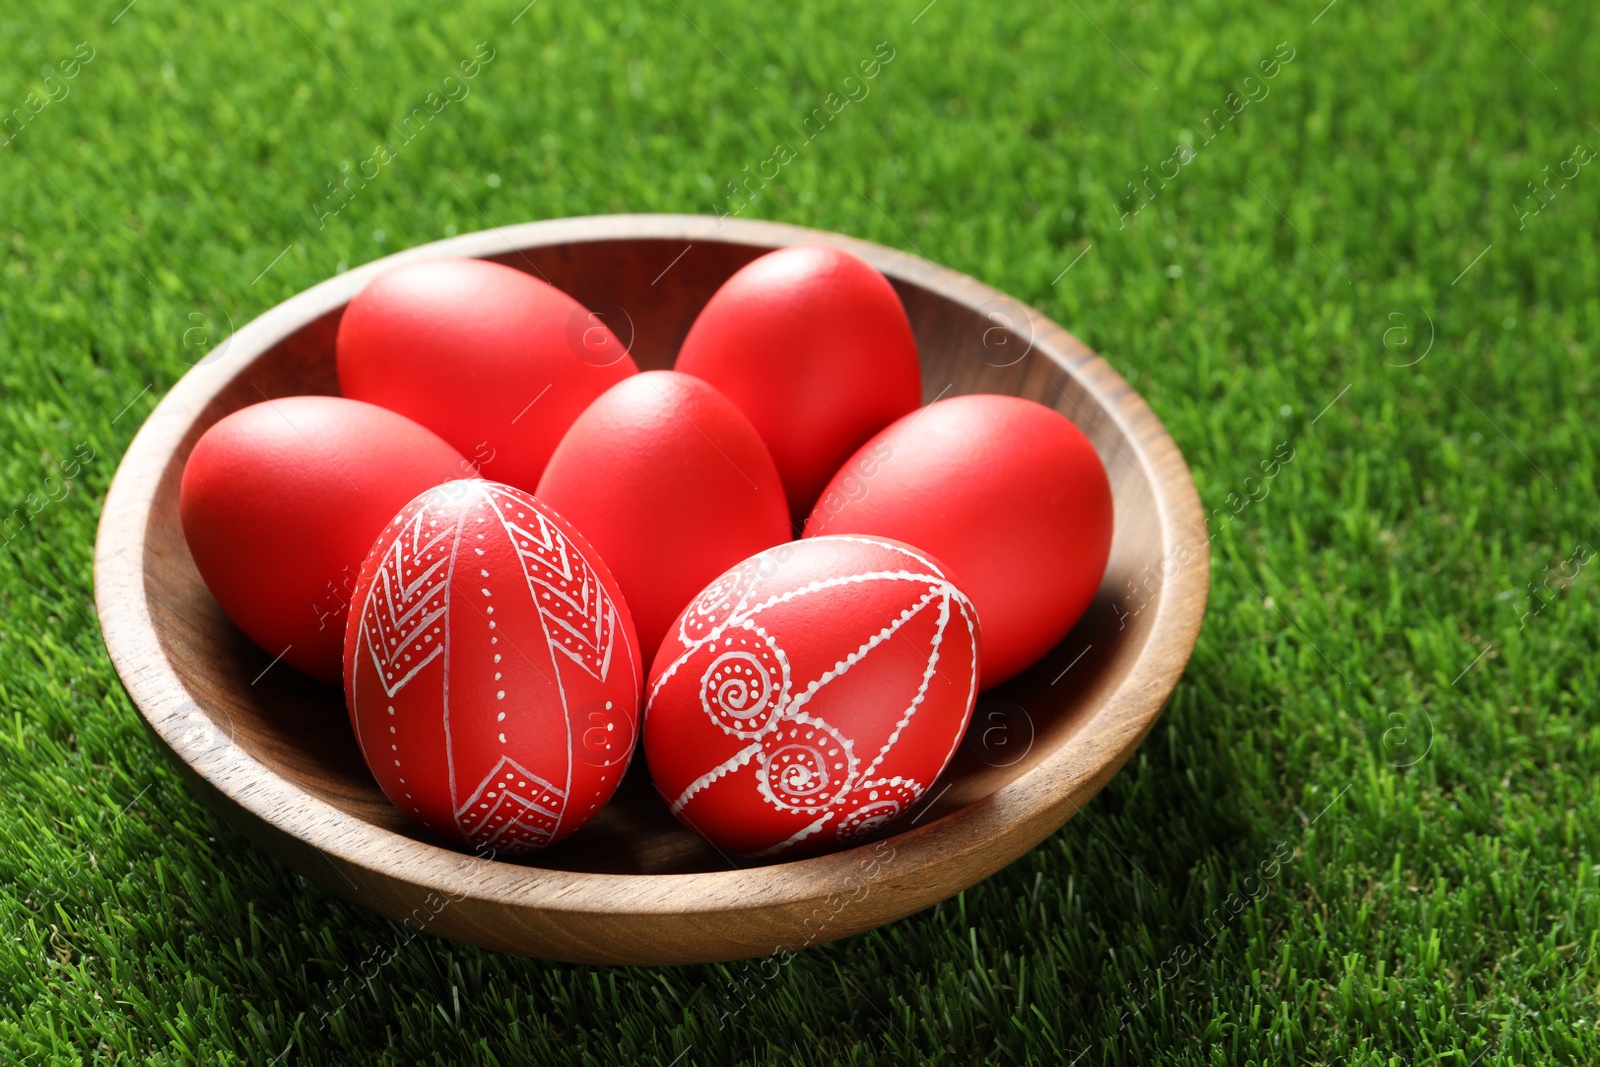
[[94, 215, 1208, 966]]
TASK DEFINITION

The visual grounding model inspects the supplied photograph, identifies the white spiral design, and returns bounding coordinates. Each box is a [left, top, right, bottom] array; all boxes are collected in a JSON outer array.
[[699, 632, 786, 737], [836, 800, 902, 840], [759, 720, 854, 811], [835, 778, 922, 842], [706, 652, 771, 717], [681, 568, 748, 645]]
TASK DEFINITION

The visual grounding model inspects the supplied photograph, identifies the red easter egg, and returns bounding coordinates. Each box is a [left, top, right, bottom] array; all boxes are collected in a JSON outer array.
[[535, 370, 791, 662], [803, 394, 1113, 688], [336, 258, 638, 491], [674, 245, 922, 518], [179, 395, 470, 685], [644, 536, 979, 859], [344, 480, 643, 855]]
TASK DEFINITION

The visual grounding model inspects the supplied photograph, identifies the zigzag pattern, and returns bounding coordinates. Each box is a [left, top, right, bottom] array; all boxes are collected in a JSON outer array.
[[487, 485, 616, 681], [360, 505, 457, 698]]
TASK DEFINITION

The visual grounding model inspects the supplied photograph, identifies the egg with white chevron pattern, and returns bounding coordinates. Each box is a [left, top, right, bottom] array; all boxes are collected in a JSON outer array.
[[343, 479, 643, 855], [643, 535, 980, 859]]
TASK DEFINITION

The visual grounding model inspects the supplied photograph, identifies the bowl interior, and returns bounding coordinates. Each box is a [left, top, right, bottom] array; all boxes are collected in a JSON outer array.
[[143, 235, 1169, 876]]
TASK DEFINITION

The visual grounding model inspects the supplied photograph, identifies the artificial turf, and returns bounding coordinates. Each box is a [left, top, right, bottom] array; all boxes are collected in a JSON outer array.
[[2, 0, 1598, 1062]]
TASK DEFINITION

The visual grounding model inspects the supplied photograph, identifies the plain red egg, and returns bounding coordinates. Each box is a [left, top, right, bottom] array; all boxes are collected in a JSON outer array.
[[803, 394, 1113, 688], [179, 396, 471, 684], [644, 535, 979, 859], [336, 258, 638, 491], [535, 370, 791, 663], [344, 480, 643, 855], [674, 245, 922, 518]]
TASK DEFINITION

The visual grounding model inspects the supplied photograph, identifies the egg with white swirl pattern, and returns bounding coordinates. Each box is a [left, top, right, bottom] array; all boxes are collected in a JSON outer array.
[[643, 535, 980, 858]]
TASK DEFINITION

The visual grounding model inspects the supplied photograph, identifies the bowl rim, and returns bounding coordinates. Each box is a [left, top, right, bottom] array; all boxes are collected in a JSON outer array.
[[93, 213, 1208, 949]]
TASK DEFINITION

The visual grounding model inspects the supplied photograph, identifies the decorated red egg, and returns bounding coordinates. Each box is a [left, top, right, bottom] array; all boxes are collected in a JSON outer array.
[[803, 394, 1113, 687], [344, 480, 643, 855], [179, 395, 470, 685], [674, 245, 922, 518], [644, 535, 979, 858], [336, 258, 638, 491], [535, 370, 791, 662]]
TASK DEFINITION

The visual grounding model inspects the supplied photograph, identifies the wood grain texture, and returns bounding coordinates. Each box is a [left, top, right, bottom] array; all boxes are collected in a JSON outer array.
[[92, 215, 1210, 965]]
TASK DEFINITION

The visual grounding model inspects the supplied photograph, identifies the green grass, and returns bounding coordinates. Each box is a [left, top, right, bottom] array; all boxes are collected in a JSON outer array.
[[2, 0, 1598, 1062]]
